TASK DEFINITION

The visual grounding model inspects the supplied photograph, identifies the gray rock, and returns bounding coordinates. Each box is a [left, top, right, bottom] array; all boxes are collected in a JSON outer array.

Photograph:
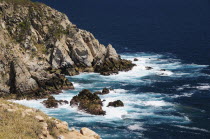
[[0, 1, 134, 99]]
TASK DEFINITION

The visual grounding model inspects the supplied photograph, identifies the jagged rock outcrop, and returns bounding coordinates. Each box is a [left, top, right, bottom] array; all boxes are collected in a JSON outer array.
[[70, 89, 105, 115], [94, 88, 110, 95], [42, 96, 68, 108], [0, 0, 134, 98], [107, 100, 124, 107]]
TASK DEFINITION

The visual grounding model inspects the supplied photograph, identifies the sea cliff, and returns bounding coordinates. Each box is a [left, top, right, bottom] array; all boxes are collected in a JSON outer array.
[[0, 0, 134, 99]]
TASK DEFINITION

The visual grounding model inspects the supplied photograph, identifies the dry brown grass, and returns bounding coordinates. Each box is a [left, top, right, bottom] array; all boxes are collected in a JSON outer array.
[[0, 99, 68, 139]]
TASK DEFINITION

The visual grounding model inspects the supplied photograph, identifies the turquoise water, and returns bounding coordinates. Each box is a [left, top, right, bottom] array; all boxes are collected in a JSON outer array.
[[14, 53, 210, 138]]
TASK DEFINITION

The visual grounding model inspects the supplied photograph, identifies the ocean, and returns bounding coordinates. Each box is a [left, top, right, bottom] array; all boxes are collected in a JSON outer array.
[[16, 0, 210, 138]]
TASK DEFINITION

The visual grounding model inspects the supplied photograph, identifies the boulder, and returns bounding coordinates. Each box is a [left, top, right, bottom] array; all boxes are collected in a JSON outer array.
[[42, 96, 69, 108], [95, 58, 135, 76], [145, 66, 153, 70], [134, 58, 139, 61], [80, 128, 100, 139], [94, 88, 110, 95], [102, 88, 110, 95], [42, 96, 58, 108], [35, 115, 44, 122], [107, 100, 124, 107], [70, 89, 105, 115]]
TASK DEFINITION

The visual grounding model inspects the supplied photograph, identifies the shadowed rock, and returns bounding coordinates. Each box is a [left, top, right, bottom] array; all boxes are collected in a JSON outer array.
[[107, 100, 124, 107], [134, 58, 139, 61], [93, 88, 110, 95], [102, 88, 109, 94], [145, 66, 153, 70], [95, 58, 135, 76], [70, 89, 105, 115], [42, 96, 68, 108]]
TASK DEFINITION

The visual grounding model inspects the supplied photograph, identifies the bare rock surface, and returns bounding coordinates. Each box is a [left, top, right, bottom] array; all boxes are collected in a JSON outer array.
[[70, 89, 105, 115], [0, 0, 134, 99]]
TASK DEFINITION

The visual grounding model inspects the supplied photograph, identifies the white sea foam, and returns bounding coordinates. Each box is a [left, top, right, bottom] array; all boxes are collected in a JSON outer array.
[[196, 84, 210, 90], [128, 123, 146, 131], [72, 82, 82, 89], [143, 100, 173, 107], [174, 125, 210, 133], [11, 99, 47, 111], [171, 93, 194, 98], [177, 83, 210, 91], [155, 70, 173, 76], [103, 107, 128, 119], [110, 89, 128, 94]]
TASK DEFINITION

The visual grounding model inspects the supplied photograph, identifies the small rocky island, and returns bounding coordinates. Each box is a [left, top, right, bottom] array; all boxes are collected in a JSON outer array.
[[70, 89, 106, 115], [42, 96, 68, 108], [69, 89, 124, 115]]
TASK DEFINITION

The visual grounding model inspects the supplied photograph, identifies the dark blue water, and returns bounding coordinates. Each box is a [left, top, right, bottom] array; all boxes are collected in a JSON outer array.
[[34, 0, 210, 65], [22, 0, 210, 138]]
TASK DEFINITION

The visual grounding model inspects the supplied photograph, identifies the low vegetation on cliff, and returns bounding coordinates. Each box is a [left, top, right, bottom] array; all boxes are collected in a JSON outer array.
[[0, 99, 100, 139]]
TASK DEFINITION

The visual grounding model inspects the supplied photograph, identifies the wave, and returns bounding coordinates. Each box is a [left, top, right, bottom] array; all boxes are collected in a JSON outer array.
[[196, 84, 210, 90], [142, 100, 173, 107], [128, 123, 146, 131], [110, 89, 128, 94], [171, 93, 194, 98], [174, 125, 210, 133]]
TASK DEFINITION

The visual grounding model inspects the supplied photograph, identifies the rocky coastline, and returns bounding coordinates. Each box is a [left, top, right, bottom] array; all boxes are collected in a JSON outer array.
[[0, 0, 135, 138], [0, 0, 135, 99]]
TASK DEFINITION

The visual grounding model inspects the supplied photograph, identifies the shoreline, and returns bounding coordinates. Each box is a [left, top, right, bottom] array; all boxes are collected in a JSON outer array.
[[0, 99, 101, 139]]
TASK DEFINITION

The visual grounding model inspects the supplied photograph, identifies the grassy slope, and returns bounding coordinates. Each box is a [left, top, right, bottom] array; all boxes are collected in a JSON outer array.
[[0, 99, 67, 139], [0, 99, 100, 139]]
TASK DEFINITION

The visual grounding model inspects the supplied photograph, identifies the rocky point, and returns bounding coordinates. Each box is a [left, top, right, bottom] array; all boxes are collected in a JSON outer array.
[[0, 0, 134, 99]]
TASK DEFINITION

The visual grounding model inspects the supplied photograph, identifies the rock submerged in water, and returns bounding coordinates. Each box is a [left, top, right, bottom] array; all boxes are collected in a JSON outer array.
[[42, 96, 68, 108], [134, 58, 139, 61], [107, 100, 124, 107], [145, 66, 153, 70], [102, 88, 110, 94], [70, 89, 105, 115], [93, 88, 110, 95]]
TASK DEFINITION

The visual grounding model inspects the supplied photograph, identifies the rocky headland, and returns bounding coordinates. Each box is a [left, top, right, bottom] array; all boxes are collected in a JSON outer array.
[[0, 0, 135, 99], [0, 0, 134, 137]]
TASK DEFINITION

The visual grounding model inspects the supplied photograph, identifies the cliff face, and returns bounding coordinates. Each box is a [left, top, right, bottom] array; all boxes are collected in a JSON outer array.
[[0, 0, 134, 98]]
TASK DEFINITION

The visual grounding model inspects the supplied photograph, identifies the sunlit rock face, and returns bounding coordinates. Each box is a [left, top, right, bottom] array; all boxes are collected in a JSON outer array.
[[0, 1, 134, 98]]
